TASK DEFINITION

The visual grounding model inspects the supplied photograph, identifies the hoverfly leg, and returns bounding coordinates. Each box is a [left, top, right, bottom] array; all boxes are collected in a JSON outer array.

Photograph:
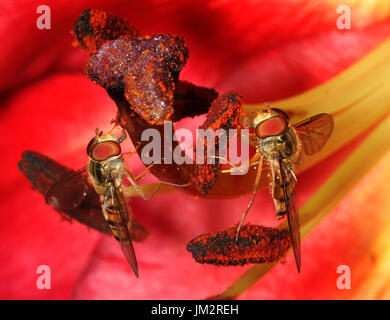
[[271, 160, 286, 216], [124, 167, 190, 201], [109, 119, 121, 132], [273, 197, 286, 218], [133, 162, 190, 188], [151, 180, 191, 196], [133, 163, 155, 181], [218, 152, 261, 174], [107, 119, 126, 143], [214, 155, 246, 174], [124, 168, 147, 199], [122, 144, 142, 162], [144, 180, 191, 200], [118, 129, 127, 143], [235, 154, 263, 240]]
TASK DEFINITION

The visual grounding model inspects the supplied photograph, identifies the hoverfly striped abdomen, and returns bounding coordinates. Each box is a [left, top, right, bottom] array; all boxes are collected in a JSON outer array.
[[101, 191, 131, 244], [271, 159, 296, 219]]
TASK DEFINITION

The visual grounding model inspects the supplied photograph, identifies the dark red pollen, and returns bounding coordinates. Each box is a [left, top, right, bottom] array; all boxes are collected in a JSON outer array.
[[192, 93, 244, 195], [84, 34, 189, 124], [73, 8, 142, 54], [187, 224, 291, 266]]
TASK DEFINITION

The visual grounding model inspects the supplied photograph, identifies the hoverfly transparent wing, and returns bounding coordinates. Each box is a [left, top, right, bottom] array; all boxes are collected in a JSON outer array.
[[45, 167, 89, 211], [280, 160, 301, 273], [109, 180, 139, 278], [293, 113, 333, 155]]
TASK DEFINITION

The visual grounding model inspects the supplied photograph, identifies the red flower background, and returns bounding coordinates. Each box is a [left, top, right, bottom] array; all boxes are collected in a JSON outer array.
[[1, 0, 390, 299]]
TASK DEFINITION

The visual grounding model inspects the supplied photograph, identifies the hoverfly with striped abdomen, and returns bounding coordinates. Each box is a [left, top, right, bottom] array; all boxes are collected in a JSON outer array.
[[45, 124, 189, 278], [227, 107, 333, 273]]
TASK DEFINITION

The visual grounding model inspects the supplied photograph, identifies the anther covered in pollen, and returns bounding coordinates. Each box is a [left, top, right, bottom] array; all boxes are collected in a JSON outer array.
[[73, 8, 142, 55], [76, 10, 189, 125], [192, 93, 243, 195], [187, 224, 291, 266]]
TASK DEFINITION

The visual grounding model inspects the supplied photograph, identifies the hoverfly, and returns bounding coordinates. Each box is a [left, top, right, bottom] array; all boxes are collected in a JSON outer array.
[[45, 125, 189, 278], [229, 107, 333, 273]]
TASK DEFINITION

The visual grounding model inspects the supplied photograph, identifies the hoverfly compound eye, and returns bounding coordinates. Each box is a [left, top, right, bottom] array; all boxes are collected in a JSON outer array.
[[255, 116, 288, 139], [90, 141, 121, 161], [86, 137, 97, 156]]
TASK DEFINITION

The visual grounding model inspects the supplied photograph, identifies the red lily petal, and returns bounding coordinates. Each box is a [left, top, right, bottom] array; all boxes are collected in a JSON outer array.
[[1, 1, 389, 98], [2, 1, 390, 299]]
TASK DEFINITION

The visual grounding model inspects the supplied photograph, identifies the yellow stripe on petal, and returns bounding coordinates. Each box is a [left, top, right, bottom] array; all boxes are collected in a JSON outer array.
[[347, 155, 390, 299], [352, 219, 390, 299]]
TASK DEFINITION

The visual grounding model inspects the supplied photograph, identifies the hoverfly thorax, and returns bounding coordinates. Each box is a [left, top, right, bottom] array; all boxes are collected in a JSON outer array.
[[87, 132, 123, 195]]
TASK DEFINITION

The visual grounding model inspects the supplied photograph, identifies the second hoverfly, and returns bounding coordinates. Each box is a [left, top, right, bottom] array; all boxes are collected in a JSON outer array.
[[45, 125, 188, 278], [225, 107, 333, 273]]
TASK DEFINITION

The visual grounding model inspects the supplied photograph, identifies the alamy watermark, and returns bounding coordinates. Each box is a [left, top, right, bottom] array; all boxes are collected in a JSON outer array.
[[36, 265, 51, 290], [336, 5, 351, 30], [36, 5, 51, 30], [336, 265, 351, 290]]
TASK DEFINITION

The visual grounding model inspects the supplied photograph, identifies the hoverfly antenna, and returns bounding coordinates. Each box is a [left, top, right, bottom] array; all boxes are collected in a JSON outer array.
[[118, 129, 127, 143], [262, 102, 273, 113], [109, 119, 121, 134]]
